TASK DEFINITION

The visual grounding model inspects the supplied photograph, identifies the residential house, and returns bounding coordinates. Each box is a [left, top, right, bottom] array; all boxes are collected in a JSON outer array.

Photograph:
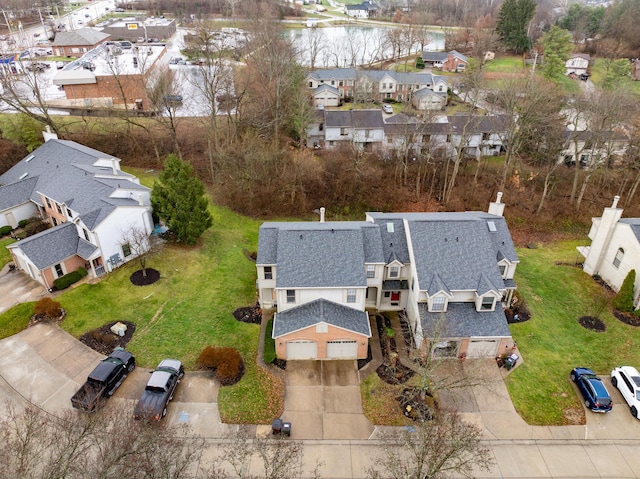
[[0, 133, 153, 290], [411, 88, 447, 111], [53, 43, 167, 111], [256, 194, 519, 360], [578, 196, 640, 309], [323, 110, 385, 151], [565, 54, 591, 76], [382, 116, 450, 158], [312, 84, 340, 108], [421, 50, 468, 72], [447, 115, 509, 158], [51, 28, 111, 58], [344, 1, 378, 18], [560, 129, 629, 167], [306, 68, 448, 108]]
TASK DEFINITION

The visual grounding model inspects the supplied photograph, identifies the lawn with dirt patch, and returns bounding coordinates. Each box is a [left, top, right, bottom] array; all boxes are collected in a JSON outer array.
[[0, 237, 15, 269]]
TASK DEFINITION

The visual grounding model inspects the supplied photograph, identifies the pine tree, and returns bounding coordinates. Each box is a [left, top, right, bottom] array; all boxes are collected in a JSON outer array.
[[540, 26, 574, 80], [496, 0, 536, 54], [151, 155, 213, 245], [613, 269, 636, 313]]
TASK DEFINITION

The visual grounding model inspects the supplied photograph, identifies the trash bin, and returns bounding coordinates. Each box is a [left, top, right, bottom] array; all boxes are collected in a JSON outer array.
[[272, 418, 283, 435], [504, 353, 519, 371], [282, 422, 291, 436]]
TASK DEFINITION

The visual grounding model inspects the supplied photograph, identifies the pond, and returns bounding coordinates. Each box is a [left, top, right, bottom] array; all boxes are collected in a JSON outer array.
[[286, 25, 445, 68]]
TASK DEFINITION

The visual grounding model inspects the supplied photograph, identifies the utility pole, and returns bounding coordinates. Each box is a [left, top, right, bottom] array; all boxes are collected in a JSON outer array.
[[1, 10, 14, 37], [37, 8, 48, 39]]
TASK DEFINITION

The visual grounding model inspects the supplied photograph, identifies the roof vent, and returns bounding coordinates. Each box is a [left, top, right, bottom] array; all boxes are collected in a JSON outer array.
[[299, 234, 303, 239], [19, 172, 28, 179], [386, 222, 394, 233], [487, 221, 497, 232], [25, 155, 35, 163]]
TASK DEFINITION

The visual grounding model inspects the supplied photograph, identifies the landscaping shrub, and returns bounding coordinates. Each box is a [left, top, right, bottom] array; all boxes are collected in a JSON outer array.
[[197, 346, 243, 385], [77, 266, 88, 278], [23, 218, 49, 237], [415, 57, 425, 69], [613, 269, 636, 313], [18, 219, 28, 228], [0, 225, 12, 237], [53, 270, 82, 290], [34, 297, 62, 319]]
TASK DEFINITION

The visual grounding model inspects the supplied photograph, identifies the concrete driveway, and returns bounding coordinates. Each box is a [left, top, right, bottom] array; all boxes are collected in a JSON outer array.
[[0, 266, 47, 314], [281, 360, 374, 440]]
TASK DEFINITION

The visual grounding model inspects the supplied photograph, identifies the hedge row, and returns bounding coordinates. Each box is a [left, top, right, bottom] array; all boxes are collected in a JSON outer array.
[[53, 267, 87, 290]]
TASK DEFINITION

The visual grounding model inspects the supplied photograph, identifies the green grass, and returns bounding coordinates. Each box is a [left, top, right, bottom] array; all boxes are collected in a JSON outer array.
[[483, 55, 527, 73], [263, 318, 276, 364], [590, 59, 640, 96], [0, 302, 35, 338], [0, 237, 15, 269], [506, 239, 640, 425]]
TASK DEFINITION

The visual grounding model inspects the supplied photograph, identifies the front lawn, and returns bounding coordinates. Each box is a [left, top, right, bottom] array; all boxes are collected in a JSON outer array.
[[507, 239, 640, 425], [0, 199, 282, 424]]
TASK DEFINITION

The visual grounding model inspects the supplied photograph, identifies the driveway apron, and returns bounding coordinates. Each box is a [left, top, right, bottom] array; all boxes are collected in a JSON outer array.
[[0, 267, 47, 314], [282, 360, 374, 440]]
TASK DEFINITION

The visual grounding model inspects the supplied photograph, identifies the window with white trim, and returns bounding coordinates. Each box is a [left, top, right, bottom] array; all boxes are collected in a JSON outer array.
[[286, 289, 295, 303], [122, 243, 132, 257], [264, 266, 273, 280], [613, 248, 624, 268], [389, 266, 399, 278], [431, 296, 445, 311], [481, 296, 495, 311], [366, 265, 375, 278], [347, 289, 356, 303]]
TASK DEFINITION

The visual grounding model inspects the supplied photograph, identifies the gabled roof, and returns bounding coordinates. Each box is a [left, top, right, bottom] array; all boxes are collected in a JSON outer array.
[[345, 1, 377, 10], [402, 213, 517, 292], [447, 114, 509, 134], [422, 51, 449, 62], [619, 218, 640, 242], [413, 88, 447, 100], [325, 110, 385, 129], [307, 68, 357, 82], [365, 215, 411, 264], [0, 139, 149, 230], [257, 221, 384, 288], [314, 84, 340, 95], [51, 28, 110, 47], [273, 298, 371, 337], [419, 302, 511, 338], [7, 222, 97, 269], [0, 177, 37, 211]]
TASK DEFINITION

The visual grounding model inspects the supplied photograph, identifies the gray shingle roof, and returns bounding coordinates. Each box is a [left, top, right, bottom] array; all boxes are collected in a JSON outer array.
[[307, 68, 357, 82], [314, 84, 340, 95], [257, 221, 384, 288], [447, 115, 509, 134], [0, 139, 148, 229], [0, 177, 37, 211], [325, 110, 384, 129], [51, 28, 110, 46], [8, 222, 97, 269], [620, 218, 640, 243], [419, 302, 511, 338], [273, 298, 371, 337], [366, 215, 411, 264]]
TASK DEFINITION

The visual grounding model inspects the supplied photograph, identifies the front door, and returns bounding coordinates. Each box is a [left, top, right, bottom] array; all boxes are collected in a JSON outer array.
[[5, 212, 17, 228]]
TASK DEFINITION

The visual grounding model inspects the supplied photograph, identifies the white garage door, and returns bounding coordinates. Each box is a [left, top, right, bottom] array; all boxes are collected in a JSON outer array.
[[326, 340, 358, 359], [286, 340, 317, 360], [466, 339, 498, 358]]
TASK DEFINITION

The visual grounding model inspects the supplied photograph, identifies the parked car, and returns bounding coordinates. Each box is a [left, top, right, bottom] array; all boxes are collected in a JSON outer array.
[[382, 104, 393, 114], [81, 61, 96, 71], [115, 7, 125, 12], [570, 367, 612, 412], [611, 366, 640, 418], [579, 73, 590, 81], [71, 348, 136, 411], [133, 359, 184, 421]]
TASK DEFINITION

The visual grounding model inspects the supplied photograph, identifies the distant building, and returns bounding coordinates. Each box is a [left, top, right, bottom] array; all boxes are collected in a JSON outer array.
[[344, 1, 378, 18], [565, 54, 591, 76], [101, 17, 176, 42], [51, 28, 111, 58]]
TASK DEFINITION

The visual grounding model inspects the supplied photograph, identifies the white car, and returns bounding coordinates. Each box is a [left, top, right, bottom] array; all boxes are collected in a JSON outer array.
[[611, 366, 640, 418], [382, 104, 393, 114]]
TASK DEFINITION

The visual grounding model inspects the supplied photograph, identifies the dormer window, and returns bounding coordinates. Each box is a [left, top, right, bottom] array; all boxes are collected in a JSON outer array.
[[480, 296, 495, 311], [431, 296, 446, 312], [286, 289, 296, 304], [264, 266, 273, 280], [366, 265, 375, 278], [389, 266, 399, 278], [499, 265, 507, 277]]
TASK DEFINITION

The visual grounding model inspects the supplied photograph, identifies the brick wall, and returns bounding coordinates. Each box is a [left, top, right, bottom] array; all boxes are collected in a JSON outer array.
[[276, 323, 369, 359]]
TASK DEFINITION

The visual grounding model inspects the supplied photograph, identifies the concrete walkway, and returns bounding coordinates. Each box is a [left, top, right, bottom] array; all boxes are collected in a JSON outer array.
[[0, 265, 47, 314], [3, 323, 640, 478]]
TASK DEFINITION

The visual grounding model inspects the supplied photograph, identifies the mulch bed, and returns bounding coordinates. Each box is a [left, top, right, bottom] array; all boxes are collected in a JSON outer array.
[[375, 314, 415, 385], [129, 268, 160, 286], [398, 387, 438, 422], [578, 316, 606, 332], [505, 301, 532, 324], [613, 310, 640, 327], [78, 321, 136, 355], [232, 304, 262, 324]]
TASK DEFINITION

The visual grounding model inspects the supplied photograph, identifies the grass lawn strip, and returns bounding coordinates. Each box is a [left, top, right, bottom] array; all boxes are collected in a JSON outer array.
[[0, 237, 15, 269]]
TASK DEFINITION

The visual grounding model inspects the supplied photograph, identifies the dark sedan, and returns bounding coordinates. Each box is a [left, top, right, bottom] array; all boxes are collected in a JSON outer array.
[[570, 367, 612, 412]]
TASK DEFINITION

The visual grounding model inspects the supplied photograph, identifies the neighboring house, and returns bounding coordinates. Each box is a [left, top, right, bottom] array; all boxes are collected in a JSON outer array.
[[52, 43, 167, 111], [578, 196, 640, 309], [565, 54, 591, 76], [421, 50, 468, 72], [0, 133, 153, 290], [312, 84, 340, 108], [560, 129, 629, 167], [411, 88, 447, 111], [51, 28, 111, 58], [305, 68, 448, 107], [344, 1, 378, 18], [256, 194, 518, 360], [308, 110, 508, 156], [323, 110, 385, 151]]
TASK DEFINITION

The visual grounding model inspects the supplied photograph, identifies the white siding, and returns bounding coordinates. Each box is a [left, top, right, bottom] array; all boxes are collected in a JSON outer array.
[[276, 286, 366, 312], [0, 202, 38, 228]]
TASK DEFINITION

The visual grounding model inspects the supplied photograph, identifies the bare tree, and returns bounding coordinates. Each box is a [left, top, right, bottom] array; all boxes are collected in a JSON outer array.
[[120, 223, 162, 278], [366, 409, 494, 479]]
